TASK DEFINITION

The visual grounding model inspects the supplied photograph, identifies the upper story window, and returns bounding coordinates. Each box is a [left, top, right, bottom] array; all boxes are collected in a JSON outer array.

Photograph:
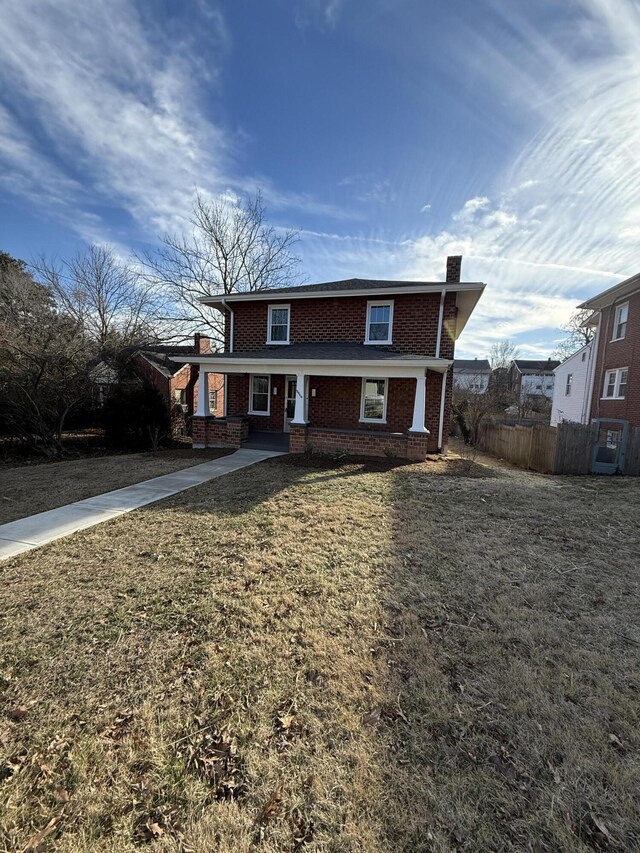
[[612, 302, 628, 341], [267, 304, 290, 344], [603, 367, 628, 400], [365, 301, 394, 344], [565, 374, 573, 396]]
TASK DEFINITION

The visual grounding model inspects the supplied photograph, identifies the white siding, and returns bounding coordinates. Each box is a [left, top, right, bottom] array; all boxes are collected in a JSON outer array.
[[454, 371, 491, 393], [550, 341, 594, 426]]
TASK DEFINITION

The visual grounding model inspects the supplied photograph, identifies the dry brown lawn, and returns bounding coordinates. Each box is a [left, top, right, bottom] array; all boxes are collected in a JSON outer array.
[[0, 449, 231, 525], [1, 453, 639, 852]]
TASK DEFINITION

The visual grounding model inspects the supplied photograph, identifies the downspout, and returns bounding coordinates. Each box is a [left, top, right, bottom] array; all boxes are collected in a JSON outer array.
[[437, 369, 448, 451], [583, 315, 600, 423], [435, 288, 446, 358], [220, 298, 234, 353]]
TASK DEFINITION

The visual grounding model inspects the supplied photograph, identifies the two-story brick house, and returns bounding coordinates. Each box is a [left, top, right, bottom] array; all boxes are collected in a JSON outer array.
[[175, 256, 485, 459], [579, 271, 640, 427]]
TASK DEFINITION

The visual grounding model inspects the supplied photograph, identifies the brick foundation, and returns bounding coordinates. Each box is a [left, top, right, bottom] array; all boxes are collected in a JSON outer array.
[[192, 416, 249, 448], [289, 424, 431, 461]]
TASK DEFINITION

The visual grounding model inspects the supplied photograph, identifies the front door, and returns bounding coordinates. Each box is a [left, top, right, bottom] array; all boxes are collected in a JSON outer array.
[[284, 376, 297, 432]]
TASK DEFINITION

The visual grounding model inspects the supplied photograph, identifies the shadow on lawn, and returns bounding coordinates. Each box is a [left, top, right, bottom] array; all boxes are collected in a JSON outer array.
[[377, 466, 640, 852]]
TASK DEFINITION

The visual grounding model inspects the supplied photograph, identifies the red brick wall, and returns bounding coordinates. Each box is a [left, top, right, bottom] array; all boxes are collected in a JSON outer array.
[[226, 370, 447, 452], [228, 292, 456, 356], [188, 371, 225, 417], [289, 425, 431, 460], [133, 354, 170, 400], [590, 289, 640, 427]]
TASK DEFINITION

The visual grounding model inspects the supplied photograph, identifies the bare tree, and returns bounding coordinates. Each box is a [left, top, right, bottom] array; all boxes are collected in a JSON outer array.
[[33, 246, 164, 357], [489, 339, 520, 370], [554, 309, 595, 360], [139, 190, 300, 343]]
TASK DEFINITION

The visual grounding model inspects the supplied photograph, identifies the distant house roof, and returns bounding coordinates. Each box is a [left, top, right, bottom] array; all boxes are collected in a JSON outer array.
[[138, 346, 196, 378], [453, 359, 491, 372], [513, 359, 561, 373]]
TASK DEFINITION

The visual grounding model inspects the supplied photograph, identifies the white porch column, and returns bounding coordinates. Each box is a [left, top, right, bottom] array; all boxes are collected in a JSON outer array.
[[410, 374, 430, 433], [195, 369, 210, 417], [291, 372, 308, 425]]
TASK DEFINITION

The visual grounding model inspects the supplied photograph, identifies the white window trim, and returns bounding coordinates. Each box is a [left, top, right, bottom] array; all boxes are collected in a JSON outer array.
[[601, 367, 628, 400], [364, 300, 394, 345], [359, 377, 388, 424], [266, 303, 290, 345], [611, 302, 628, 342], [248, 373, 271, 415], [565, 374, 573, 396]]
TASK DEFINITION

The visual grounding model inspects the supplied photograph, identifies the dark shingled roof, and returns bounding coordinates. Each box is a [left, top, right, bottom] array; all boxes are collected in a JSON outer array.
[[139, 348, 196, 377], [514, 359, 561, 372], [454, 359, 491, 371], [237, 278, 448, 296], [194, 343, 438, 361]]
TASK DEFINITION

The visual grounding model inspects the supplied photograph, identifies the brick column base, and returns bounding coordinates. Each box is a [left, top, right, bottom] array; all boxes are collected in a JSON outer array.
[[407, 431, 431, 461], [289, 424, 309, 453], [192, 416, 248, 449]]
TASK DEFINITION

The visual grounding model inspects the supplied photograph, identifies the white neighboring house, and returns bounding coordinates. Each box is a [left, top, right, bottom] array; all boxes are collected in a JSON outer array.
[[453, 359, 492, 393], [550, 341, 597, 427], [510, 359, 560, 402]]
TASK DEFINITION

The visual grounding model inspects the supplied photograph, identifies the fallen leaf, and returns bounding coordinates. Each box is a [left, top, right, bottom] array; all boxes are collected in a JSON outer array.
[[362, 707, 382, 727], [146, 820, 164, 838], [257, 784, 283, 826], [25, 816, 58, 850], [7, 705, 28, 722], [54, 785, 70, 804]]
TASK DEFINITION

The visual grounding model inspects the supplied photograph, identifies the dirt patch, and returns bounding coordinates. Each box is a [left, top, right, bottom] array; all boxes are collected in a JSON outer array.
[[0, 448, 232, 524], [0, 457, 638, 851]]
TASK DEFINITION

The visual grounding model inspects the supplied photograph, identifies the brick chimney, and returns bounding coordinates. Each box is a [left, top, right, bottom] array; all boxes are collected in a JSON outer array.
[[194, 333, 211, 354], [446, 255, 462, 283]]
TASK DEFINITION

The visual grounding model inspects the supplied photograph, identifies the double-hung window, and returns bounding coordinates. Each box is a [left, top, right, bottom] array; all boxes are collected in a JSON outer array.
[[360, 378, 388, 423], [209, 389, 218, 411], [612, 303, 628, 341], [249, 374, 270, 415], [565, 374, 573, 396], [603, 367, 628, 400], [267, 304, 290, 344], [365, 301, 393, 344]]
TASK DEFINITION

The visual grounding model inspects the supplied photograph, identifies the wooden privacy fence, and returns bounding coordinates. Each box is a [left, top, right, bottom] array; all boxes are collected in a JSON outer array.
[[476, 421, 640, 475]]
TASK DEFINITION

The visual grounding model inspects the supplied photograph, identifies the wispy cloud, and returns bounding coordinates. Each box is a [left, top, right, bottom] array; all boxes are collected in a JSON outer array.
[[299, 0, 640, 357]]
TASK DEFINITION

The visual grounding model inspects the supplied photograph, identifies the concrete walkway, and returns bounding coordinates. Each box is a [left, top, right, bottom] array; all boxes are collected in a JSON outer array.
[[0, 449, 282, 561]]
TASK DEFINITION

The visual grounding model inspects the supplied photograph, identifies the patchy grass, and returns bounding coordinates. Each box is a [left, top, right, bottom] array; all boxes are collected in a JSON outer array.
[[0, 457, 638, 852], [0, 449, 231, 525]]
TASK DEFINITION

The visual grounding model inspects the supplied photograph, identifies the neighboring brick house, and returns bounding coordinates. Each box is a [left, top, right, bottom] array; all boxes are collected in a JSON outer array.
[[578, 271, 640, 427], [133, 334, 225, 419], [453, 358, 491, 393], [173, 256, 486, 459]]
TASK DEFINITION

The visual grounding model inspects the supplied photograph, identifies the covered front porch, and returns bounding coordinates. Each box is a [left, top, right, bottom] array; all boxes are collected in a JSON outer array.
[[179, 345, 452, 460]]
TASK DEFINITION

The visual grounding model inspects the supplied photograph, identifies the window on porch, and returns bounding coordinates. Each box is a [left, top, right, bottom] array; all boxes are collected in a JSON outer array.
[[360, 378, 388, 423], [249, 374, 270, 414]]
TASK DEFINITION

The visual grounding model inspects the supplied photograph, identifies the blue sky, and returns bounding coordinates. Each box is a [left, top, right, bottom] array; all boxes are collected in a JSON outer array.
[[1, 0, 638, 357]]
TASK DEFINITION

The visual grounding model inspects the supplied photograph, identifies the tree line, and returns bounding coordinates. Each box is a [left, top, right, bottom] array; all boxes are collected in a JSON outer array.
[[0, 192, 299, 456]]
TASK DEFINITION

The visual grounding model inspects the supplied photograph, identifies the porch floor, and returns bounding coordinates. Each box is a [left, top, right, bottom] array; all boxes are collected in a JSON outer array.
[[242, 431, 290, 452]]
